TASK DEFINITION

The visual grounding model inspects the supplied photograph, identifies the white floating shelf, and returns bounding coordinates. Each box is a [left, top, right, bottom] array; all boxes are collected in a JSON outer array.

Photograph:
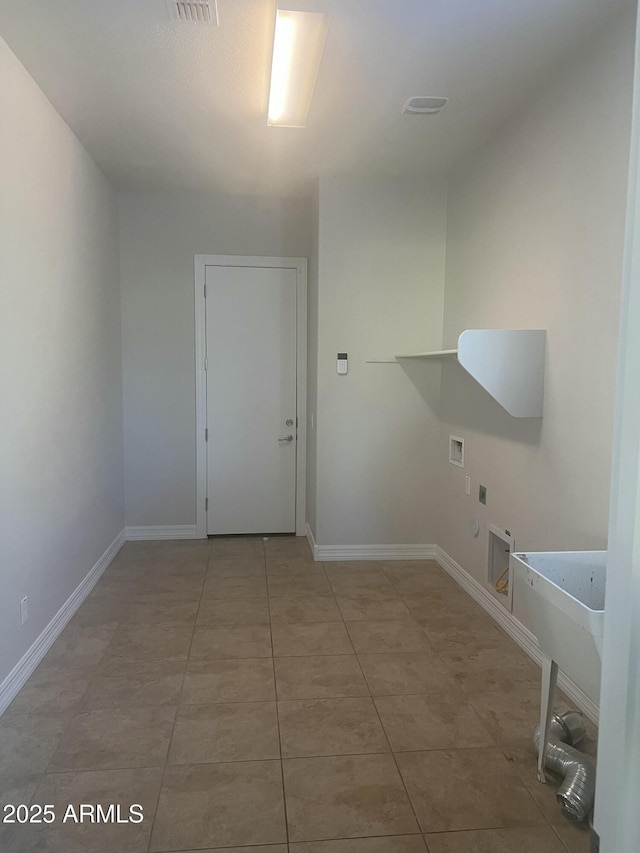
[[395, 349, 458, 359], [369, 329, 546, 417], [456, 329, 546, 417]]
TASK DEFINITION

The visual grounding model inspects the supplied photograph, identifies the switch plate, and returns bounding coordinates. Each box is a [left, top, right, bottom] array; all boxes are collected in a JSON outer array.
[[20, 596, 28, 626], [479, 485, 487, 505], [465, 475, 471, 495]]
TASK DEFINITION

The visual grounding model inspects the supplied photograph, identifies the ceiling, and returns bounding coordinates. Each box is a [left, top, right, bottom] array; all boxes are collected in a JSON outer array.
[[0, 0, 632, 197]]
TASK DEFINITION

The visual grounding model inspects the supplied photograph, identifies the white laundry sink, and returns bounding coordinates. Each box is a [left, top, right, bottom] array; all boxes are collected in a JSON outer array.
[[511, 550, 606, 784], [511, 551, 606, 704]]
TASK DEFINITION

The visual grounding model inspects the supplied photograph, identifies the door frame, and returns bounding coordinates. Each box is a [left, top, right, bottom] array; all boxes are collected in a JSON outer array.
[[594, 7, 640, 846], [194, 254, 307, 539]]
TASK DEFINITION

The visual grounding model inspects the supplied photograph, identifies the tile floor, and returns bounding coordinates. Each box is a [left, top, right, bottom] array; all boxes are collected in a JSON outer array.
[[0, 536, 597, 852]]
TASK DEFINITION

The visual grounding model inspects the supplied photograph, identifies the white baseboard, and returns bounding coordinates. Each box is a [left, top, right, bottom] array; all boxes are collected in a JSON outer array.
[[315, 543, 436, 562], [305, 523, 319, 561], [125, 525, 198, 541], [0, 529, 126, 717], [434, 546, 599, 725]]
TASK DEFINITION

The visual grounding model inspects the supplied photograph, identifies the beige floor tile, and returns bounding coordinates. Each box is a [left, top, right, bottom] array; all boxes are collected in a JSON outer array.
[[202, 575, 268, 598], [290, 838, 427, 852], [135, 561, 207, 588], [180, 848, 287, 853], [264, 536, 312, 558], [441, 644, 541, 693], [324, 561, 393, 573], [190, 625, 272, 659], [272, 622, 354, 656], [423, 622, 507, 654], [48, 707, 176, 771], [115, 550, 209, 577], [467, 687, 543, 745], [210, 538, 265, 559], [206, 557, 267, 577], [120, 597, 199, 625], [0, 535, 599, 851], [0, 772, 42, 807], [181, 657, 275, 703], [424, 825, 567, 852], [168, 701, 280, 763], [101, 624, 193, 663], [283, 753, 419, 841], [358, 652, 458, 696], [6, 664, 94, 715], [0, 713, 69, 775], [0, 767, 162, 853], [266, 559, 323, 576], [374, 694, 495, 751], [269, 595, 342, 623], [275, 655, 370, 700], [39, 625, 115, 668], [397, 747, 546, 832], [150, 761, 286, 850], [64, 596, 122, 630], [268, 574, 333, 597], [82, 659, 186, 708], [552, 820, 593, 853], [336, 594, 412, 621], [394, 583, 470, 603], [499, 742, 561, 821], [110, 548, 203, 568], [196, 597, 270, 626], [346, 620, 432, 654], [382, 561, 448, 582], [411, 601, 498, 634], [327, 571, 397, 598], [101, 566, 205, 602], [386, 571, 463, 598], [278, 697, 389, 757]]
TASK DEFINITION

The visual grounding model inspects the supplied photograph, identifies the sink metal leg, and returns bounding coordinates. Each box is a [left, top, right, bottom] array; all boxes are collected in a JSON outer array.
[[538, 653, 558, 783]]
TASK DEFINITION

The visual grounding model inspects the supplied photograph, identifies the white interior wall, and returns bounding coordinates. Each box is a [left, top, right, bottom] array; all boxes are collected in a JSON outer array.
[[438, 6, 635, 629], [0, 37, 124, 687], [314, 176, 447, 547], [306, 182, 320, 537], [118, 189, 312, 528]]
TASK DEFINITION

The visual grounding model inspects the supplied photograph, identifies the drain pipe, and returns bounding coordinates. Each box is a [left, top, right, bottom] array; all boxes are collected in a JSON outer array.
[[532, 711, 596, 823]]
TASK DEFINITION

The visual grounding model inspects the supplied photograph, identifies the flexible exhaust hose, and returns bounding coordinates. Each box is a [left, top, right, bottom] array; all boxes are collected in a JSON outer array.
[[532, 711, 596, 823]]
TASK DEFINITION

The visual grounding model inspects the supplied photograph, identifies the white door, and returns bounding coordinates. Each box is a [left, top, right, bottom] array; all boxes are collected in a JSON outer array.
[[205, 264, 298, 535]]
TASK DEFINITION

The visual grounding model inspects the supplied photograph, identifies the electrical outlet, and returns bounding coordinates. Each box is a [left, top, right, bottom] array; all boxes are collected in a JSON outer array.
[[465, 475, 471, 495], [479, 484, 487, 505], [20, 596, 28, 626]]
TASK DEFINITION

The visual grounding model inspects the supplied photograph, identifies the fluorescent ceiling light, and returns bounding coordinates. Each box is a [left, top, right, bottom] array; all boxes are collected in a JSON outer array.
[[268, 9, 329, 127]]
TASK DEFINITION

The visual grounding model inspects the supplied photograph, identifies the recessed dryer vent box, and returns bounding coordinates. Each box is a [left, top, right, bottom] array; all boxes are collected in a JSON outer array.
[[449, 435, 464, 468], [488, 524, 514, 612]]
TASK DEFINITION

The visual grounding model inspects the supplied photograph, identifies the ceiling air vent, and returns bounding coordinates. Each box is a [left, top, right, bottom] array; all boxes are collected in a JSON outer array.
[[401, 96, 448, 115], [167, 0, 218, 25]]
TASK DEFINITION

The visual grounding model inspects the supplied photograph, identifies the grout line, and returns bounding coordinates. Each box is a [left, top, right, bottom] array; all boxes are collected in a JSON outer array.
[[265, 544, 291, 849], [143, 540, 212, 853], [350, 642, 423, 837]]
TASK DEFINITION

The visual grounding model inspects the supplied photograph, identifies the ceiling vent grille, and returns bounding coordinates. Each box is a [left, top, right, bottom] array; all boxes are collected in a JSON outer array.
[[401, 96, 448, 115], [167, 0, 218, 25]]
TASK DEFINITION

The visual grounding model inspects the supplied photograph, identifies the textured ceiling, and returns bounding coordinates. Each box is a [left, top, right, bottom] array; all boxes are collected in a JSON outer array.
[[0, 0, 632, 196]]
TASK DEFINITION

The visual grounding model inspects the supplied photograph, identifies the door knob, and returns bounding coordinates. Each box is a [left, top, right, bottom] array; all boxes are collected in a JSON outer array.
[[278, 434, 294, 443]]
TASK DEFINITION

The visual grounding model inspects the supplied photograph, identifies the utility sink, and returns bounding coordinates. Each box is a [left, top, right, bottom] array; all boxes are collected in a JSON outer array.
[[511, 550, 606, 782], [511, 550, 606, 701]]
